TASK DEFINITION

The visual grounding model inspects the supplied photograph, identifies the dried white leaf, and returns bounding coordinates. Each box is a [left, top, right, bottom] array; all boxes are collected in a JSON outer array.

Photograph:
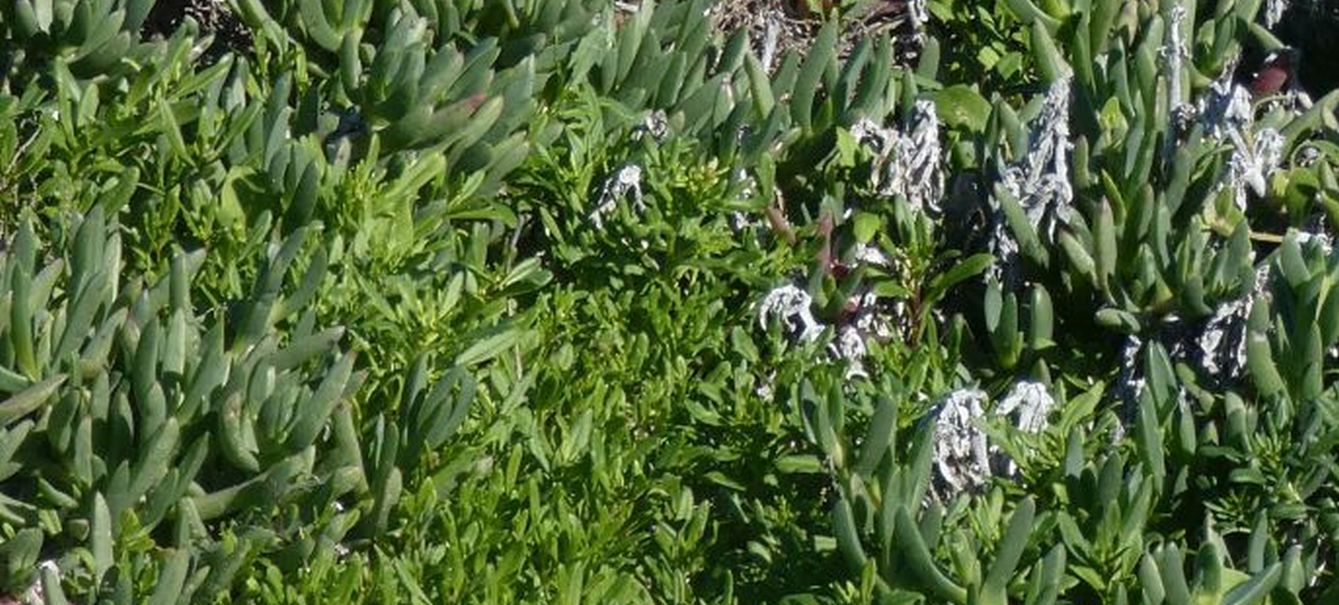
[[589, 164, 645, 230], [633, 109, 669, 142], [996, 381, 1055, 434], [924, 382, 1053, 498], [909, 0, 930, 30], [991, 79, 1073, 283], [1191, 69, 1287, 211], [832, 326, 869, 379], [852, 100, 944, 216], [1264, 0, 1288, 28], [1199, 76, 1254, 141], [24, 560, 60, 605], [1297, 230, 1334, 253], [1194, 297, 1252, 380], [758, 284, 824, 343], [852, 243, 892, 267], [755, 371, 776, 400], [1224, 127, 1284, 209], [928, 388, 993, 498]]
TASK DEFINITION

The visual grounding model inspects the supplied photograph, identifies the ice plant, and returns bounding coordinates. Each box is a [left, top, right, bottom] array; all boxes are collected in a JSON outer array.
[[1116, 260, 1271, 436], [1171, 262, 1274, 388], [1165, 6, 1188, 110], [1163, 4, 1192, 156], [22, 561, 59, 605], [10, 0, 1339, 598]]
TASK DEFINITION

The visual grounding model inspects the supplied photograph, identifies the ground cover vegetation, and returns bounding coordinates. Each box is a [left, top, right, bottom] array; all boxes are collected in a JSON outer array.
[[1, 0, 1339, 602]]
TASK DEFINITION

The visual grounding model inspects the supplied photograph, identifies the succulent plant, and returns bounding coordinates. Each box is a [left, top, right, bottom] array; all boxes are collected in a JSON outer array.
[[4, 0, 1339, 601], [0, 209, 368, 599], [0, 0, 155, 78]]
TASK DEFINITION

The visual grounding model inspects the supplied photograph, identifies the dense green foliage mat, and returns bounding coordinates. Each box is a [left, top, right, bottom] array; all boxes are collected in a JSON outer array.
[[2, 0, 1339, 602]]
